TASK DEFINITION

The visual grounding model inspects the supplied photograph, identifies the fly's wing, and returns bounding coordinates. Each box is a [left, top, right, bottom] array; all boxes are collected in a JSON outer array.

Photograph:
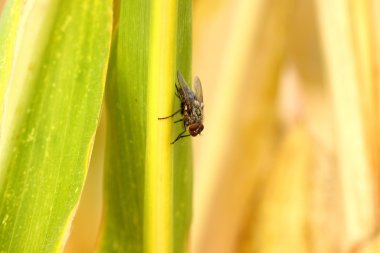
[[193, 76, 203, 103], [177, 70, 193, 99]]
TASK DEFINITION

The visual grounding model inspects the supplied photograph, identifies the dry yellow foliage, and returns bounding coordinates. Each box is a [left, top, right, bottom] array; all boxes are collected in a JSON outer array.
[[192, 0, 380, 252]]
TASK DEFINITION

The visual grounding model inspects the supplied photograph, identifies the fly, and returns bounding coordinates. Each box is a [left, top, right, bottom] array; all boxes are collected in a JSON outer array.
[[158, 70, 204, 144]]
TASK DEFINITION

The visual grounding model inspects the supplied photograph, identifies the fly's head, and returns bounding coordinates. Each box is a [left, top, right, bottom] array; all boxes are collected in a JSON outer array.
[[189, 122, 204, 136]]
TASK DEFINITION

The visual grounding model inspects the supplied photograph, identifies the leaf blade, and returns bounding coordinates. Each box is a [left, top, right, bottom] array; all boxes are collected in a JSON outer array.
[[0, 0, 112, 251], [99, 0, 192, 252]]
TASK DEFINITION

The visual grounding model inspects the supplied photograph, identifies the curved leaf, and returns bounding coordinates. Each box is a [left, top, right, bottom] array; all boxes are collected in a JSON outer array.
[[0, 0, 112, 251]]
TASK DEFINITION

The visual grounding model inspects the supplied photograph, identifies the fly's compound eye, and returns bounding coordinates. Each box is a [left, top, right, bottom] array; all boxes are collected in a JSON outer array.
[[189, 123, 204, 136]]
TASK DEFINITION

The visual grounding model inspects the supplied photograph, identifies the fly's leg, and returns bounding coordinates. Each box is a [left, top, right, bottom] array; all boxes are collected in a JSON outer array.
[[171, 129, 186, 144], [171, 131, 191, 144], [158, 109, 181, 120], [171, 134, 191, 144], [171, 120, 190, 144], [174, 119, 184, 124]]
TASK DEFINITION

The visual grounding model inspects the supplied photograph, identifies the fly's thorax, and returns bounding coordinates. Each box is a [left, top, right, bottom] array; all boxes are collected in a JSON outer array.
[[191, 100, 203, 123]]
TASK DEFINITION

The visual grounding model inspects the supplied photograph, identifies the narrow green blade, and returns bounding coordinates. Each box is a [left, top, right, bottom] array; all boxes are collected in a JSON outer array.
[[173, 1, 193, 252], [100, 1, 149, 251], [99, 0, 192, 252]]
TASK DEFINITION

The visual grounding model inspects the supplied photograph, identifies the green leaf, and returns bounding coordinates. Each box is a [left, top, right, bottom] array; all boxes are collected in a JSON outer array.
[[0, 0, 26, 121], [0, 0, 112, 252], [172, 1, 192, 252], [99, 0, 192, 252], [99, 1, 149, 252]]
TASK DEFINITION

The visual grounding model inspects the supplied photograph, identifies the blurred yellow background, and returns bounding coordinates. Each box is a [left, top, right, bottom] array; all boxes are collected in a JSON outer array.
[[64, 0, 380, 252]]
